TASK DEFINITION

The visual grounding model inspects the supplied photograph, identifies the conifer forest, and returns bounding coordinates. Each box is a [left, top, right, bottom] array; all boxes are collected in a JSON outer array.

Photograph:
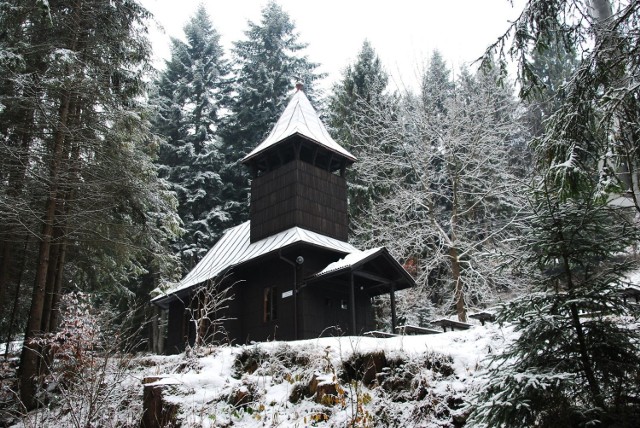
[[1, 1, 639, 426]]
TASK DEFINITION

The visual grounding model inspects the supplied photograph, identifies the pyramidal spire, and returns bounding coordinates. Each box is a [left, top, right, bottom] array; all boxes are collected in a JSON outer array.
[[242, 84, 356, 163]]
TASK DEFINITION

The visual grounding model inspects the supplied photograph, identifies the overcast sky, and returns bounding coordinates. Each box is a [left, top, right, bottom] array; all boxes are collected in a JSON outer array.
[[140, 0, 523, 91]]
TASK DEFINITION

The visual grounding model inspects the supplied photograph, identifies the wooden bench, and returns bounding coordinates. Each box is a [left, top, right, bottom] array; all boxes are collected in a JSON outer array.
[[363, 330, 398, 338], [619, 286, 640, 304], [396, 324, 442, 335], [429, 318, 473, 332], [468, 311, 496, 326]]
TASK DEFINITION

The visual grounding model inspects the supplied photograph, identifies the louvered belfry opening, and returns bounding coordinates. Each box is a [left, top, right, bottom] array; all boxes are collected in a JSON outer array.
[[242, 85, 356, 243]]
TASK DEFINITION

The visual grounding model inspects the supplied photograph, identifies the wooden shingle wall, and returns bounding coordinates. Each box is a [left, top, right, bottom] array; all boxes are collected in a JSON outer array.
[[250, 160, 348, 242]]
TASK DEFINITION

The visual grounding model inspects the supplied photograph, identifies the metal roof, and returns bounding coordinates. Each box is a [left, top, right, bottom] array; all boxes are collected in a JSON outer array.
[[152, 221, 358, 303], [242, 88, 356, 163]]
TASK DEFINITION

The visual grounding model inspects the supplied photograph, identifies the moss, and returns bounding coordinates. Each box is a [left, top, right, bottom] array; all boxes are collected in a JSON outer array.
[[231, 346, 268, 378], [340, 350, 388, 387], [423, 351, 455, 377]]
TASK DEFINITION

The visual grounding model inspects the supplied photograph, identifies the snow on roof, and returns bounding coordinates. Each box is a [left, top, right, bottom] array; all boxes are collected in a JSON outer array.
[[608, 193, 637, 208], [313, 247, 384, 277], [153, 221, 357, 302], [625, 268, 640, 287], [242, 88, 356, 163]]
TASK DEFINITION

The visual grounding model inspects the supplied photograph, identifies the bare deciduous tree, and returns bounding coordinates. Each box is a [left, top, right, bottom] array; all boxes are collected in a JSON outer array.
[[184, 278, 236, 349], [349, 61, 527, 322]]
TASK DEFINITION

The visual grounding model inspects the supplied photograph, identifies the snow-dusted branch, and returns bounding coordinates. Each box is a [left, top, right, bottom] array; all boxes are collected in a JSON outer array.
[[348, 58, 529, 322]]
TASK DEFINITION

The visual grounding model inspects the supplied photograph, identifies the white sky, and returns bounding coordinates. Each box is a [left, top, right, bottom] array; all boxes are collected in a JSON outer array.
[[141, 0, 523, 91]]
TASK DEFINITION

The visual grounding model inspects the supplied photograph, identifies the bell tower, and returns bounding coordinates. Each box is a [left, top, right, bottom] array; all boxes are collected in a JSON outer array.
[[242, 84, 356, 243]]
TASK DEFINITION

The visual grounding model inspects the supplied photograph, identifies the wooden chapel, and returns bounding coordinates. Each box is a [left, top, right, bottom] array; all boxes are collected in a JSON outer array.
[[152, 84, 415, 353]]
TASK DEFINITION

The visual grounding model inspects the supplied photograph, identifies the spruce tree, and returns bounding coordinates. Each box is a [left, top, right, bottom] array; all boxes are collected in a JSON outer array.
[[220, 0, 324, 225], [485, 0, 640, 207], [328, 41, 393, 230], [328, 40, 389, 151], [470, 182, 640, 427], [470, 1, 640, 425], [153, 5, 231, 270], [0, 0, 180, 408], [421, 50, 454, 117]]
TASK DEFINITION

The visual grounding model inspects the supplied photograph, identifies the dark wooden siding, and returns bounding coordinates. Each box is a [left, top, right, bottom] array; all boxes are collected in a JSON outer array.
[[250, 159, 348, 242], [223, 246, 358, 343], [231, 256, 297, 343], [164, 246, 382, 348], [300, 283, 376, 338], [222, 283, 243, 343], [166, 299, 187, 354]]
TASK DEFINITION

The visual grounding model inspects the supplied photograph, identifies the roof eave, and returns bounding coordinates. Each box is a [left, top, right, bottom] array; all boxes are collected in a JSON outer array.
[[151, 238, 356, 306], [241, 131, 357, 165]]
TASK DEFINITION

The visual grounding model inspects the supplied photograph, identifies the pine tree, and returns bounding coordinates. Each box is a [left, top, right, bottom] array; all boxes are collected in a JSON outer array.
[[470, 1, 640, 425], [421, 50, 454, 117], [153, 5, 231, 270], [327, 40, 393, 230], [486, 0, 640, 207], [328, 40, 389, 151], [0, 1, 44, 342], [220, 0, 325, 225], [0, 0, 180, 408], [470, 182, 640, 427], [522, 33, 578, 142]]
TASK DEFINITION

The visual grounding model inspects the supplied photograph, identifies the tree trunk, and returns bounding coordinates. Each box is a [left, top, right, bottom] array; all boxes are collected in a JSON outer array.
[[0, 105, 36, 319], [0, 243, 11, 317], [42, 135, 78, 334], [19, 196, 58, 408], [560, 248, 606, 410], [450, 246, 467, 322], [40, 231, 61, 334], [450, 170, 467, 322], [47, 239, 68, 333], [18, 91, 71, 409], [3, 239, 30, 359], [569, 302, 605, 410]]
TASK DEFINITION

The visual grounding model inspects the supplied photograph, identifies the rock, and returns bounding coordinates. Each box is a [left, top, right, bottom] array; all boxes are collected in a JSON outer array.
[[289, 382, 306, 403], [342, 350, 388, 387]]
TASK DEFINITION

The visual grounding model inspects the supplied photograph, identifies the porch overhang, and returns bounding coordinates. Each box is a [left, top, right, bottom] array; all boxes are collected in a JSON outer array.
[[305, 247, 415, 295], [303, 247, 416, 335]]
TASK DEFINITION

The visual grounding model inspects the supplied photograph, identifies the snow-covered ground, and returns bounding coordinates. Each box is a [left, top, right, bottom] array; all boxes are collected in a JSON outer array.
[[1, 322, 516, 427], [3, 272, 638, 427], [132, 322, 515, 427], [5, 272, 640, 427]]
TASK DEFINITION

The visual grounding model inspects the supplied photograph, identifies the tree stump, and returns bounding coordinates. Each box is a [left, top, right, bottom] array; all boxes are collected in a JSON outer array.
[[141, 377, 179, 428]]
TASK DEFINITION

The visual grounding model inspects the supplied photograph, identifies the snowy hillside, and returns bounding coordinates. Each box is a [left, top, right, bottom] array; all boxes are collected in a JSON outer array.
[[130, 323, 514, 427], [0, 323, 514, 428]]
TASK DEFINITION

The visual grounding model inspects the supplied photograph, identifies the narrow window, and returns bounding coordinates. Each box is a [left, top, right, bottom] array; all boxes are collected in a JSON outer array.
[[340, 299, 348, 310], [264, 287, 278, 322]]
